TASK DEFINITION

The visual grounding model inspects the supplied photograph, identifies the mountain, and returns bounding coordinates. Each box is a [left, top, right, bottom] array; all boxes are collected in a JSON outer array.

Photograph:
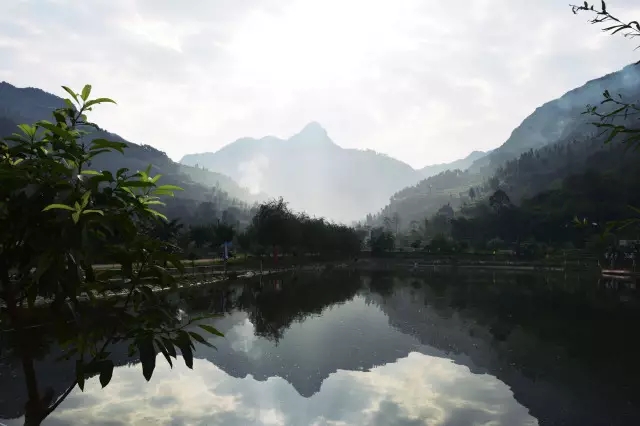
[[469, 63, 640, 173], [0, 82, 257, 225], [368, 63, 640, 228], [181, 122, 421, 222], [419, 150, 488, 179]]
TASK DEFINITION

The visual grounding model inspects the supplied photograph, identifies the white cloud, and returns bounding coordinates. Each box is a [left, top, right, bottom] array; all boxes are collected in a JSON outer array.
[[0, 0, 638, 168], [26, 297, 537, 425], [45, 352, 536, 426]]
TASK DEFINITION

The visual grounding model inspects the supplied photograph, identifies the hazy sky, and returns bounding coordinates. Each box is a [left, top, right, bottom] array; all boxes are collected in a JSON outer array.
[[0, 0, 639, 168]]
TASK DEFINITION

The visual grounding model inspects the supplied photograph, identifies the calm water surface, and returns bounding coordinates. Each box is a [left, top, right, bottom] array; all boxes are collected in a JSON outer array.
[[2, 269, 640, 425]]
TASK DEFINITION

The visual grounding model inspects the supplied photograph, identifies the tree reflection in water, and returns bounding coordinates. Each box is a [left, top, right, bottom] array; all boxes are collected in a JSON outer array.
[[1, 269, 640, 425]]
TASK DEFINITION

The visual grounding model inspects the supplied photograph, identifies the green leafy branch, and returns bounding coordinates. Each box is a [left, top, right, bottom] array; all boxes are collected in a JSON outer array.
[[0, 84, 221, 424], [571, 2, 640, 148], [571, 1, 640, 47]]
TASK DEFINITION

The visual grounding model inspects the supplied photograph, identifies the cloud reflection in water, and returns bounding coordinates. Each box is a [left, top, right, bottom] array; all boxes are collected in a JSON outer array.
[[43, 298, 537, 426]]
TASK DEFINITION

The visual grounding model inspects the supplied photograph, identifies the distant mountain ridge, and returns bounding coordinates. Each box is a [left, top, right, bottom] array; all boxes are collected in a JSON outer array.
[[420, 150, 488, 178], [182, 123, 423, 222], [0, 81, 258, 206], [468, 63, 640, 173], [369, 63, 640, 228]]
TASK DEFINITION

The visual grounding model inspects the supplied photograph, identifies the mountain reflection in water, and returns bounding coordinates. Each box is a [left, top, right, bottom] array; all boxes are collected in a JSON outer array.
[[1, 269, 639, 425]]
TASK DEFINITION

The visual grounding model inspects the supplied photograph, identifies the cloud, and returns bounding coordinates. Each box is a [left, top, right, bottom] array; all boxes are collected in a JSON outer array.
[[0, 0, 638, 168], [33, 296, 537, 425], [45, 352, 536, 426]]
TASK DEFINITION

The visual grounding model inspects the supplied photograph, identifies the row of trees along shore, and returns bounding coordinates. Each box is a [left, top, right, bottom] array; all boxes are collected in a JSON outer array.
[[170, 197, 365, 261]]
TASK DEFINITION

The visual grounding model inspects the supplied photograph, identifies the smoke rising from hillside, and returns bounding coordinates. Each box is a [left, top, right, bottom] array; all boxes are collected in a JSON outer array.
[[238, 154, 269, 195]]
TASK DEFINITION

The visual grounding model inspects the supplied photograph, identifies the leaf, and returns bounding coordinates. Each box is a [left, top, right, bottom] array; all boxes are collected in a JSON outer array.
[[155, 184, 183, 192], [146, 209, 168, 221], [87, 170, 114, 184], [81, 190, 92, 209], [120, 180, 154, 188], [137, 338, 156, 381], [17, 124, 36, 138], [198, 324, 225, 337], [156, 340, 173, 368], [84, 98, 117, 108], [34, 253, 54, 281], [99, 360, 114, 388], [81, 84, 92, 101], [72, 211, 80, 224], [176, 337, 193, 369], [42, 203, 75, 212], [37, 121, 72, 140], [139, 285, 155, 301], [90, 139, 127, 154], [161, 337, 177, 358], [62, 86, 79, 103], [151, 189, 176, 197], [76, 360, 85, 391], [81, 170, 102, 176], [82, 209, 104, 216], [166, 255, 185, 274], [188, 331, 215, 348]]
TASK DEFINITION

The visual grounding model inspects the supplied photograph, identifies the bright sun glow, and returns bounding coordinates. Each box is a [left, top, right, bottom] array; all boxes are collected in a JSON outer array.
[[226, 0, 420, 89]]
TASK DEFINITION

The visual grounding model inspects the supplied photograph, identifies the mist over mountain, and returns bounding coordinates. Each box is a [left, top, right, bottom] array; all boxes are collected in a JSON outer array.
[[419, 150, 488, 179], [369, 63, 640, 228], [181, 122, 422, 223], [0, 81, 258, 207], [468, 63, 640, 173]]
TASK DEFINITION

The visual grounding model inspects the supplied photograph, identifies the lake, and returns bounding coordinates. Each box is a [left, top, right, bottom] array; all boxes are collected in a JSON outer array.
[[2, 268, 640, 425]]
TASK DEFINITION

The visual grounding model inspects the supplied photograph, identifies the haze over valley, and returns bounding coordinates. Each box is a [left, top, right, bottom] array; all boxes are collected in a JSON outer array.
[[3, 60, 640, 226], [4, 2, 640, 426]]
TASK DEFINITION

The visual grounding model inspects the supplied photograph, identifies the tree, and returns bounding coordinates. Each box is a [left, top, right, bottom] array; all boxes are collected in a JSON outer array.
[[150, 218, 184, 245], [383, 216, 392, 231], [0, 85, 223, 425], [369, 227, 395, 254], [429, 233, 453, 253], [571, 2, 640, 147], [189, 224, 213, 249], [212, 222, 235, 246], [468, 187, 476, 201], [392, 212, 400, 236], [571, 2, 640, 238], [488, 176, 500, 191], [489, 189, 511, 211], [249, 198, 295, 253], [236, 229, 254, 257]]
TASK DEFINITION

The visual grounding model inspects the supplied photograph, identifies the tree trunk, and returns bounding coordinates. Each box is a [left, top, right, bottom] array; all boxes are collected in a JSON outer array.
[[3, 280, 46, 426]]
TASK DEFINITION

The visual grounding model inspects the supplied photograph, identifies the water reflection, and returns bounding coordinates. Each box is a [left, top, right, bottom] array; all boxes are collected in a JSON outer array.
[[2, 269, 640, 425], [44, 304, 536, 426]]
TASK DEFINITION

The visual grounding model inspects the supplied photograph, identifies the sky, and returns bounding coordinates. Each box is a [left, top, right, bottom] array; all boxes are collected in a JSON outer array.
[[0, 0, 639, 169]]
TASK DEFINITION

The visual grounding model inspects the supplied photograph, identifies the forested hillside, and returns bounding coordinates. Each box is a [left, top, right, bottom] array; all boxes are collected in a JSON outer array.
[[419, 150, 487, 179], [0, 81, 257, 226], [364, 131, 640, 253], [367, 63, 640, 232]]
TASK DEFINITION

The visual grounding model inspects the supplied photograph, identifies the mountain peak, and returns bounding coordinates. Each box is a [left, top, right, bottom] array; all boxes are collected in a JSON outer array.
[[300, 121, 325, 133], [290, 121, 334, 145]]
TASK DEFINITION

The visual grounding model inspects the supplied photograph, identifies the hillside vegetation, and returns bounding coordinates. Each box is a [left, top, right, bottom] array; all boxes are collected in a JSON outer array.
[[0, 82, 257, 226], [368, 63, 640, 231]]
